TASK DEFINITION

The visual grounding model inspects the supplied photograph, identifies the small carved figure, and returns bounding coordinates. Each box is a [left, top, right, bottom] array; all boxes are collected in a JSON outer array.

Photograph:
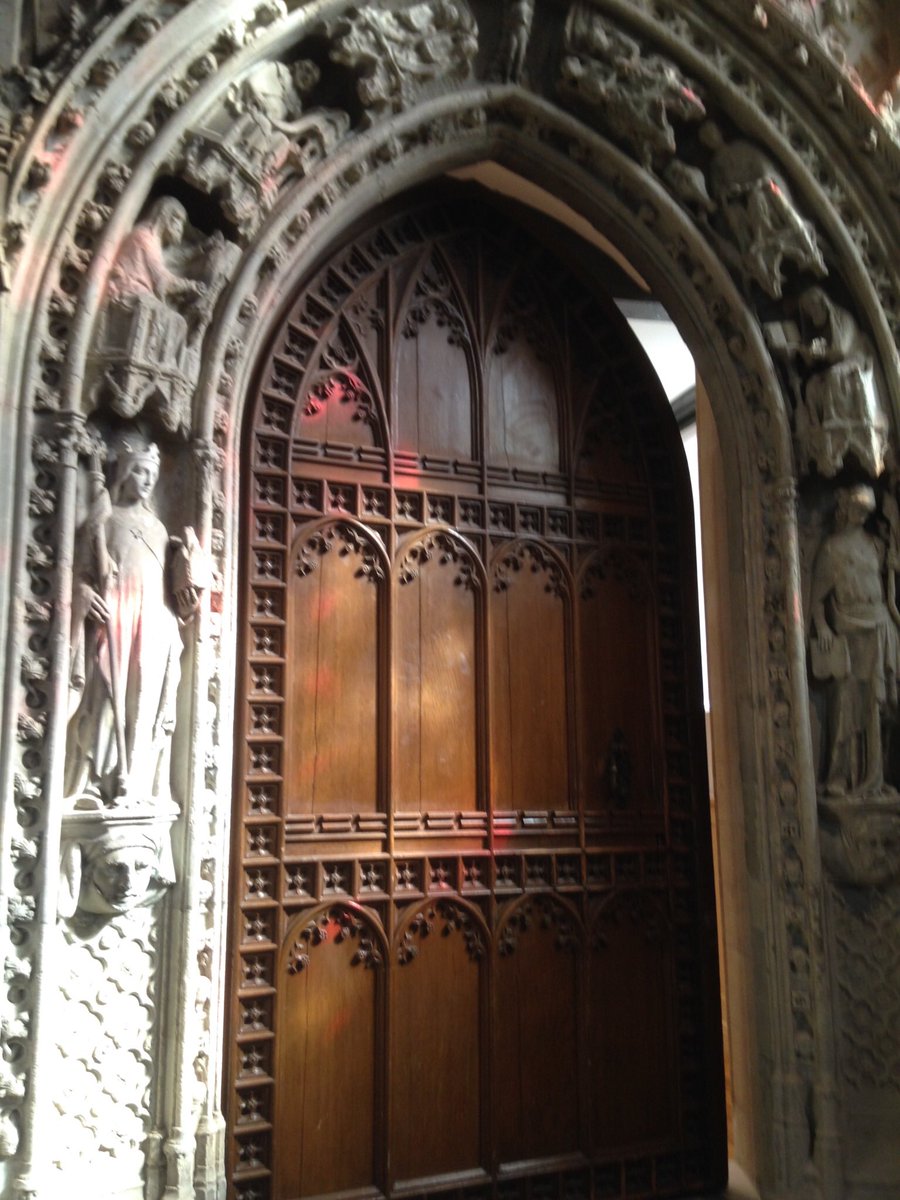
[[181, 60, 350, 235], [90, 197, 238, 435], [809, 484, 900, 799], [560, 6, 705, 169], [699, 121, 827, 299], [328, 1, 479, 120], [766, 287, 887, 478], [498, 0, 535, 84], [59, 822, 175, 917], [65, 431, 209, 811]]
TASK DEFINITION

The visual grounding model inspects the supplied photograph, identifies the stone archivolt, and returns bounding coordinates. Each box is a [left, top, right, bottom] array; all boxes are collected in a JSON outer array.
[[0, 1, 899, 1199]]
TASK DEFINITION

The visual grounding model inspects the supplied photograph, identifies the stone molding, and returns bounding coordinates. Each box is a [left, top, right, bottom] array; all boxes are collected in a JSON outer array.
[[0, 2, 898, 1198]]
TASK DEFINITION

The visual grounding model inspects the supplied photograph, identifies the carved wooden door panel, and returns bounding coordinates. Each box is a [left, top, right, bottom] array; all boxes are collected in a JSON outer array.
[[227, 195, 726, 1200]]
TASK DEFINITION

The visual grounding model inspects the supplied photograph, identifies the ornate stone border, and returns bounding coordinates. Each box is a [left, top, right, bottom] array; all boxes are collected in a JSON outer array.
[[1, 2, 898, 1197]]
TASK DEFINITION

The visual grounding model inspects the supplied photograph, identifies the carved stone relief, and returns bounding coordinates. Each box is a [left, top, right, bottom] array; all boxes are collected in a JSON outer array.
[[326, 1, 479, 121], [559, 4, 706, 170], [59, 813, 176, 919], [766, 287, 889, 478], [179, 60, 350, 237], [697, 120, 829, 300], [88, 198, 239, 435]]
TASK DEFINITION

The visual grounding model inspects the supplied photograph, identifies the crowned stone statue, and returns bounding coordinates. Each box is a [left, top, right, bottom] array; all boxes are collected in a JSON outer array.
[[65, 430, 209, 812]]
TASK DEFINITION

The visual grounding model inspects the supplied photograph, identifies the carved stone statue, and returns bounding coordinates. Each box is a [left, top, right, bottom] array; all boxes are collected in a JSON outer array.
[[65, 430, 208, 812], [765, 286, 887, 478], [699, 121, 828, 299], [59, 818, 176, 918], [559, 5, 706, 169], [89, 197, 239, 435], [180, 60, 350, 236], [809, 484, 900, 800], [498, 0, 535, 84], [327, 1, 479, 121]]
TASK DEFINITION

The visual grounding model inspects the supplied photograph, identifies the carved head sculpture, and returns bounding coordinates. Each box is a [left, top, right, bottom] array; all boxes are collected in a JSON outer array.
[[836, 482, 876, 528], [147, 195, 187, 247], [797, 285, 836, 333], [291, 58, 320, 98], [107, 429, 161, 505], [60, 824, 176, 917]]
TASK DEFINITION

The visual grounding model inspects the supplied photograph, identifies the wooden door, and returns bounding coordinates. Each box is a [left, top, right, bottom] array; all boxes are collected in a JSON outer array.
[[226, 192, 726, 1200]]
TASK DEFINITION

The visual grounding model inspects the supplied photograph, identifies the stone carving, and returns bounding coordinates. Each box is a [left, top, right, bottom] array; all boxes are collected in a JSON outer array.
[[559, 5, 706, 169], [698, 121, 828, 299], [180, 60, 350, 236], [59, 814, 176, 917], [65, 430, 209, 811], [831, 883, 900, 1090], [498, 0, 535, 84], [809, 484, 900, 801], [819, 799, 900, 885], [89, 198, 239, 435], [327, 1, 479, 120], [52, 904, 158, 1191], [766, 286, 888, 478]]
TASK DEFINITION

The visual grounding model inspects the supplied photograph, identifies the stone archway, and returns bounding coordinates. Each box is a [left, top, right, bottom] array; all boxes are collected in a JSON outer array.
[[0, 3, 898, 1199]]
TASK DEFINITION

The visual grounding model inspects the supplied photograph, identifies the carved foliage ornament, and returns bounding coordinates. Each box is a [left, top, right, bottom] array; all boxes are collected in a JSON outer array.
[[286, 906, 382, 973], [296, 521, 386, 582]]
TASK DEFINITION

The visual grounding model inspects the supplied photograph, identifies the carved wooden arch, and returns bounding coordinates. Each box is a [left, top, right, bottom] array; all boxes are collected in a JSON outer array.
[[494, 888, 585, 952], [2, 3, 899, 1199], [277, 898, 391, 975], [391, 893, 492, 960], [394, 526, 487, 592]]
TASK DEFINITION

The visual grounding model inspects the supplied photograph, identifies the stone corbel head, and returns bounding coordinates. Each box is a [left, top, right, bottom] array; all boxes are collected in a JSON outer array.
[[818, 797, 900, 887], [59, 812, 176, 919]]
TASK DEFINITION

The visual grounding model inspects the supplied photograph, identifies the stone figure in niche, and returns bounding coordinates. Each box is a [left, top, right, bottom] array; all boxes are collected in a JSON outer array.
[[809, 484, 900, 800], [327, 1, 479, 121], [180, 60, 350, 237], [498, 0, 534, 84], [59, 820, 175, 918], [765, 286, 887, 478], [699, 121, 828, 299], [559, 5, 706, 170], [89, 197, 239, 436], [65, 430, 209, 812]]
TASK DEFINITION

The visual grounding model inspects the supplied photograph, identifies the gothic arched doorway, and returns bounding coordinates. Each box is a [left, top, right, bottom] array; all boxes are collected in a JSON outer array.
[[226, 188, 726, 1200]]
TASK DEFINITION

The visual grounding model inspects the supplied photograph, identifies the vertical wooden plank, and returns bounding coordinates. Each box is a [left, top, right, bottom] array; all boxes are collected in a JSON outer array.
[[588, 898, 678, 1152], [395, 538, 479, 812], [395, 257, 474, 461], [486, 340, 559, 472], [491, 545, 569, 812], [494, 897, 581, 1165], [390, 902, 484, 1184], [276, 910, 383, 1198], [286, 527, 380, 814]]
